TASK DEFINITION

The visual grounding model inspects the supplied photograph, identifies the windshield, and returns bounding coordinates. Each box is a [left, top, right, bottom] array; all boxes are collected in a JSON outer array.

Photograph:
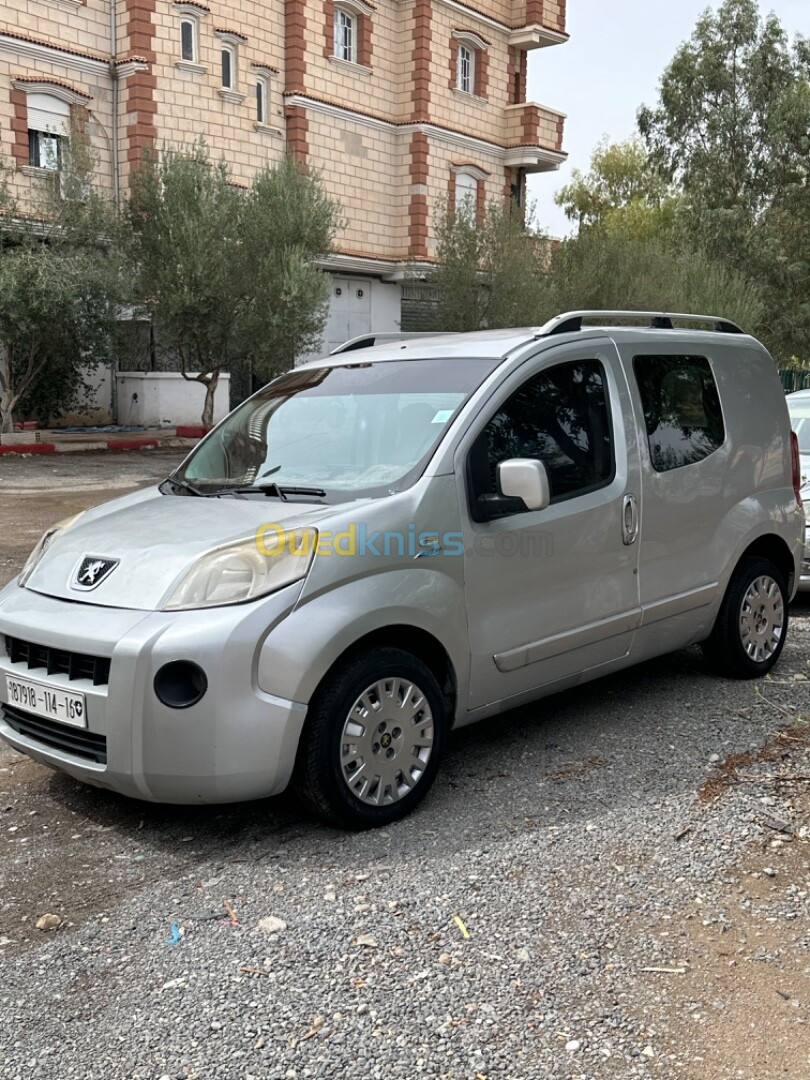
[[177, 357, 499, 501], [788, 400, 810, 454]]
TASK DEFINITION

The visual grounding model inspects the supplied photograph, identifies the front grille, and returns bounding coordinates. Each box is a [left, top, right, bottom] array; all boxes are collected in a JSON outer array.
[[4, 635, 111, 686], [2, 704, 107, 764]]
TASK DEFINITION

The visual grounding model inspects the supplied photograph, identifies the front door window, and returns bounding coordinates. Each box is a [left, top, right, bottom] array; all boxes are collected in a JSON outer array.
[[467, 359, 614, 520]]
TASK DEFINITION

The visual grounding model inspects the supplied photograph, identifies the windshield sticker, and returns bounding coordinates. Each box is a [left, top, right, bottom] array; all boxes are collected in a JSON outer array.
[[431, 409, 454, 424]]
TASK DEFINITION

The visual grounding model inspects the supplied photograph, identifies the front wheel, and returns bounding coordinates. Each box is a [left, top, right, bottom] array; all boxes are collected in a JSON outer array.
[[293, 648, 448, 828], [702, 556, 788, 679]]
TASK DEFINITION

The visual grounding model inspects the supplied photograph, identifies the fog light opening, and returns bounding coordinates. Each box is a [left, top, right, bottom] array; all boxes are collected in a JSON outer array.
[[154, 661, 208, 709]]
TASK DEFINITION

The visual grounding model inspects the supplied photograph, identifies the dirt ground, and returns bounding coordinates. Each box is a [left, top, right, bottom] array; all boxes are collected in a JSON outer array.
[[0, 450, 808, 1077]]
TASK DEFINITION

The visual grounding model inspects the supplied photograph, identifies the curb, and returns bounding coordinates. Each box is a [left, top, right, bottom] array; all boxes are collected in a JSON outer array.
[[0, 437, 163, 456], [175, 425, 211, 439], [0, 443, 57, 455]]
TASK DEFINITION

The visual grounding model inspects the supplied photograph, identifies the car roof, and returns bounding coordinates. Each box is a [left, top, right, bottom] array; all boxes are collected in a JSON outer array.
[[298, 328, 543, 368], [299, 323, 759, 370]]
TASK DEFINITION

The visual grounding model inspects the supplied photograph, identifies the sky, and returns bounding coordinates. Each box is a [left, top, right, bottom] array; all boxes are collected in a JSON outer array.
[[526, 0, 808, 238]]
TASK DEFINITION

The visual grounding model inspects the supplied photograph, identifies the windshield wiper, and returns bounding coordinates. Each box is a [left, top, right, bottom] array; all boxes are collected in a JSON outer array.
[[213, 483, 327, 500], [162, 474, 205, 497]]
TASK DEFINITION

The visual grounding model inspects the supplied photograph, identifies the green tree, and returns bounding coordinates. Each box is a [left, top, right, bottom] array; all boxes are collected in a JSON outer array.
[[429, 200, 548, 331], [638, 0, 810, 358], [127, 144, 339, 426], [0, 137, 123, 435], [545, 230, 763, 333], [555, 137, 677, 237], [638, 0, 807, 231]]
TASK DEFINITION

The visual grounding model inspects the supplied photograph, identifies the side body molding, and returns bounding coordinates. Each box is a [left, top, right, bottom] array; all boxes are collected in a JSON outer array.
[[493, 583, 719, 674]]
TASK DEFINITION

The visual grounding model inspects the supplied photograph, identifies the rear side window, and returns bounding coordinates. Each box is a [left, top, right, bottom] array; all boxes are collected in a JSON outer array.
[[633, 355, 725, 472]]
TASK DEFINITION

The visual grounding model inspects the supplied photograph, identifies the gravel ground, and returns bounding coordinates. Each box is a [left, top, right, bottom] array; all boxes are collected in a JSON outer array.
[[0, 452, 808, 1079]]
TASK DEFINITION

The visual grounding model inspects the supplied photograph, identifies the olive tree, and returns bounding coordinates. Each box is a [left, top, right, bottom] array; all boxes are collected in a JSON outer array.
[[428, 199, 549, 331], [127, 145, 340, 425], [545, 230, 764, 334], [0, 141, 122, 435]]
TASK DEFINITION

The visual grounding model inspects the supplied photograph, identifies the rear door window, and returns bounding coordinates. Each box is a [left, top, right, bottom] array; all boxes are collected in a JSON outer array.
[[633, 355, 725, 472]]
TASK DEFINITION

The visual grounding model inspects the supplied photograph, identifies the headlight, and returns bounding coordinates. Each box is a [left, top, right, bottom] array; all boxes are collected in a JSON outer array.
[[162, 528, 317, 610], [19, 512, 85, 587]]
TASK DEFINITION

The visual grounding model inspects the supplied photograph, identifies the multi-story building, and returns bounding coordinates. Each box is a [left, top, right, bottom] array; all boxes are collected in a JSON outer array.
[[1, 0, 567, 351]]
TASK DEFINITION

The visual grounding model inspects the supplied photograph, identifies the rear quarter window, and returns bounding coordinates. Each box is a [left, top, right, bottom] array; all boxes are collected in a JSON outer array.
[[633, 355, 725, 472]]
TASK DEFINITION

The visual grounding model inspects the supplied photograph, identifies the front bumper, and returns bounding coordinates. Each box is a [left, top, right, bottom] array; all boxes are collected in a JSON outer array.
[[0, 582, 306, 803]]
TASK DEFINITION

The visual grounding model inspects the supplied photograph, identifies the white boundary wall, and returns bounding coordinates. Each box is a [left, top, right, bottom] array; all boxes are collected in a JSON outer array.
[[116, 372, 231, 427]]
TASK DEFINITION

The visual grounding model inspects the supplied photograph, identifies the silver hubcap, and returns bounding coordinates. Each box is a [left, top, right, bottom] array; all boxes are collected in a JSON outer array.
[[739, 575, 784, 663], [340, 677, 434, 806]]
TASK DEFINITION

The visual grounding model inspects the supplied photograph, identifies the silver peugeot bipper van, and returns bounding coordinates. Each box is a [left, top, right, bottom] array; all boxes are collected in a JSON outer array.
[[0, 311, 804, 827]]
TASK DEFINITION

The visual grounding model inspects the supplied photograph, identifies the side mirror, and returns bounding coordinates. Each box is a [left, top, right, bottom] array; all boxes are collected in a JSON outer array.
[[497, 458, 550, 512]]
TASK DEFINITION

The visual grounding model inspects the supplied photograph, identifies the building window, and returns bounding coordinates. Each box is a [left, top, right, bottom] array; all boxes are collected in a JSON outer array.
[[334, 8, 355, 63], [457, 44, 474, 93], [180, 19, 197, 61], [451, 31, 489, 98], [455, 171, 477, 214], [256, 78, 267, 123], [29, 130, 62, 170], [221, 45, 235, 88], [26, 93, 71, 171]]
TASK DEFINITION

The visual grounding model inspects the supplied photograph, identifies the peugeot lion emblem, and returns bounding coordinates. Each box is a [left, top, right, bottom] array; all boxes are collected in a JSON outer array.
[[73, 556, 119, 591]]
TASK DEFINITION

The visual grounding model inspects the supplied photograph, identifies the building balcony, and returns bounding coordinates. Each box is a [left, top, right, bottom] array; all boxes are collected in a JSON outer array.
[[504, 102, 567, 172], [510, 0, 569, 49]]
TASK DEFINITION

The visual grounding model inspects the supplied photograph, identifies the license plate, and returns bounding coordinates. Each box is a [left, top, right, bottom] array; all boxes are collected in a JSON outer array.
[[4, 675, 87, 729]]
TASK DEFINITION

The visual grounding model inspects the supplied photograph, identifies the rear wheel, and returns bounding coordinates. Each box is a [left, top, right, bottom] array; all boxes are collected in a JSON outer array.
[[702, 557, 788, 678], [293, 648, 447, 828]]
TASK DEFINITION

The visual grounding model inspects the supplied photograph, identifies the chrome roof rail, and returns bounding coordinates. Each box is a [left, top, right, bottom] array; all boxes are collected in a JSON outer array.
[[537, 310, 745, 338], [330, 332, 456, 355]]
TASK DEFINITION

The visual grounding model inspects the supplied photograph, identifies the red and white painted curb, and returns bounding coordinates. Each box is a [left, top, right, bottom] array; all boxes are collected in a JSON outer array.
[[0, 437, 162, 456], [0, 426, 211, 455]]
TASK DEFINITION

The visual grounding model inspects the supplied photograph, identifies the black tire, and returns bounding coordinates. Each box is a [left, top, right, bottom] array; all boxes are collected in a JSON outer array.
[[702, 556, 788, 679], [293, 647, 448, 828]]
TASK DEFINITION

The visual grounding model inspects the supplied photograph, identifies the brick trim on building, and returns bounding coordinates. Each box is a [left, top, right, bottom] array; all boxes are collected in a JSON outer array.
[[9, 86, 29, 169], [525, 0, 567, 33], [508, 46, 526, 104], [285, 0, 307, 93], [475, 175, 485, 223], [474, 48, 488, 98], [122, 0, 157, 167], [439, 0, 567, 35], [285, 104, 309, 162], [323, 0, 334, 56], [70, 102, 90, 134], [357, 14, 372, 67], [555, 112, 565, 149], [408, 131, 429, 258], [124, 73, 158, 166], [410, 0, 432, 122]]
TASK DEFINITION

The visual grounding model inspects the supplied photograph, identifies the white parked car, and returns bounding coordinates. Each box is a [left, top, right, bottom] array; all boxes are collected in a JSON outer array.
[[0, 311, 804, 827], [786, 388, 810, 590]]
